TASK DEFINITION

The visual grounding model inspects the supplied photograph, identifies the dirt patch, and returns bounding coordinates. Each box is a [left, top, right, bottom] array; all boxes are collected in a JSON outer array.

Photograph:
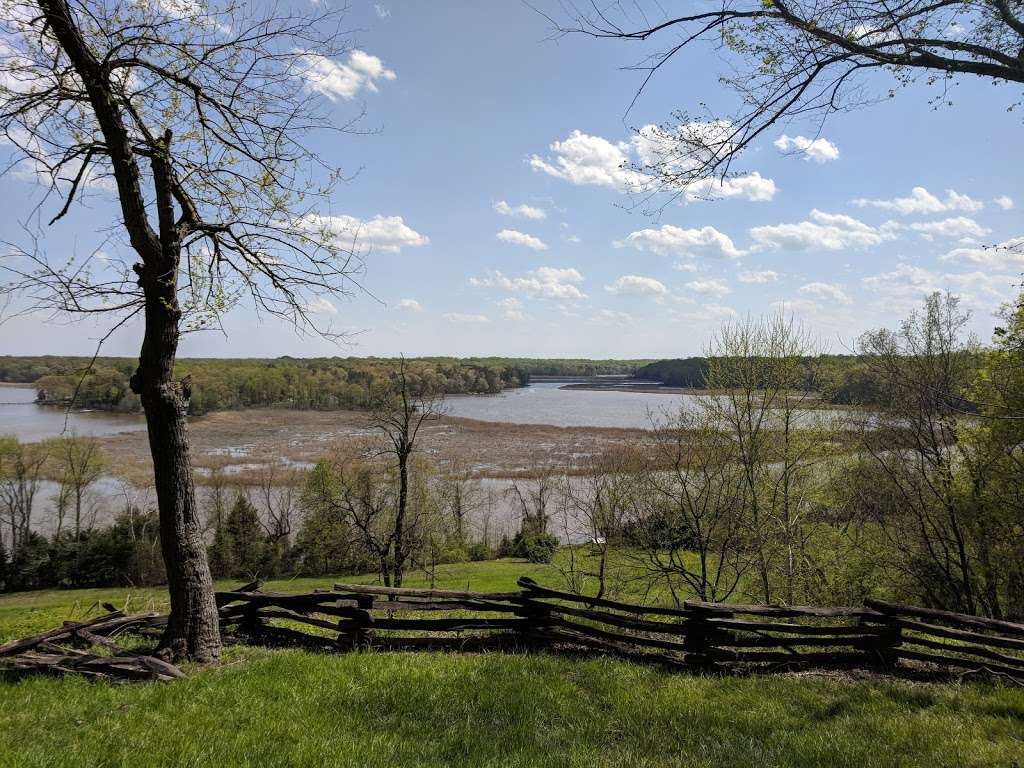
[[94, 408, 654, 484]]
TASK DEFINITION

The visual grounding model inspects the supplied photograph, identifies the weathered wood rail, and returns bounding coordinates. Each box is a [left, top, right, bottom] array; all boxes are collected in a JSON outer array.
[[214, 576, 1024, 683]]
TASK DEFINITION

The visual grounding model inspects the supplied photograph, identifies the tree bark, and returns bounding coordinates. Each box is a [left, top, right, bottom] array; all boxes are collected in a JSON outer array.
[[130, 272, 220, 662]]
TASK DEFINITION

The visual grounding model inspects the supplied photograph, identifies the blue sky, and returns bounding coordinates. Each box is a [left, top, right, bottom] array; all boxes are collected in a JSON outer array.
[[1, 0, 1022, 359]]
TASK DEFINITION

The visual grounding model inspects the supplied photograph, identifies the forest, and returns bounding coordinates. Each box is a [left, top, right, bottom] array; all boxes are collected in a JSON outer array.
[[0, 356, 648, 414]]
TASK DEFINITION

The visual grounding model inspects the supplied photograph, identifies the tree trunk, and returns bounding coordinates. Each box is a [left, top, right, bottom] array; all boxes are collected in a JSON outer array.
[[129, 143, 221, 662], [131, 294, 221, 662]]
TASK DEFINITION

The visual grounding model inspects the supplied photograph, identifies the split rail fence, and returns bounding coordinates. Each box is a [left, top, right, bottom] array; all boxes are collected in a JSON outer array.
[[216, 576, 1024, 682]]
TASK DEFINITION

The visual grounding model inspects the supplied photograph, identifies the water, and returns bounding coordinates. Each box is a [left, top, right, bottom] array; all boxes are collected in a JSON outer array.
[[0, 383, 146, 442], [445, 383, 699, 429]]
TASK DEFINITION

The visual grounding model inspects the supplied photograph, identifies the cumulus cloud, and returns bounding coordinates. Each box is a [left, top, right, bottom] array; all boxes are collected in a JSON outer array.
[[994, 196, 1015, 210], [299, 213, 428, 253], [750, 209, 900, 251], [615, 224, 745, 260], [940, 237, 1024, 269], [798, 281, 852, 305], [909, 216, 991, 240], [443, 312, 489, 323], [295, 49, 396, 101], [305, 297, 338, 314], [497, 297, 526, 321], [530, 127, 776, 203], [737, 270, 779, 284], [773, 134, 840, 163], [852, 186, 984, 215], [862, 263, 1017, 311], [496, 229, 548, 251], [396, 298, 422, 312], [494, 201, 546, 220], [605, 275, 668, 297], [470, 266, 587, 300], [686, 278, 731, 298]]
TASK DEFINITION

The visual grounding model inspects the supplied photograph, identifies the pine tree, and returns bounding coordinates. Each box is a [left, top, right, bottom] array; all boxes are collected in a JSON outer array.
[[224, 494, 266, 578]]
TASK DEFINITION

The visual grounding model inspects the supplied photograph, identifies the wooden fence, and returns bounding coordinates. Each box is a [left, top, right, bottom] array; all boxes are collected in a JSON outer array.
[[215, 576, 1024, 682]]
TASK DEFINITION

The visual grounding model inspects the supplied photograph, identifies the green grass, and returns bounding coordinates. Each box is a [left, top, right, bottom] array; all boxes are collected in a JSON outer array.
[[2, 559, 1023, 767]]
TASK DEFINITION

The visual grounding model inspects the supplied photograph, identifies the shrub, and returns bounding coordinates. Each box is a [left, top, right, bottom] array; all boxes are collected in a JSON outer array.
[[467, 543, 493, 562], [513, 533, 559, 564]]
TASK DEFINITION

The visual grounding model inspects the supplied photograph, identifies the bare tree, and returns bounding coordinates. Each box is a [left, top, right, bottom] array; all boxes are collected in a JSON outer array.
[[700, 312, 828, 603], [367, 358, 444, 586], [553, 1, 1023, 205], [0, 1, 364, 660], [0, 436, 48, 555], [627, 411, 752, 605], [249, 463, 300, 570], [52, 434, 105, 557], [854, 292, 998, 615]]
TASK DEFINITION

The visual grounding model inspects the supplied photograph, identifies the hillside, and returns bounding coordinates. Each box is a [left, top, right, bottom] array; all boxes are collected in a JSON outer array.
[[1, 561, 1022, 768]]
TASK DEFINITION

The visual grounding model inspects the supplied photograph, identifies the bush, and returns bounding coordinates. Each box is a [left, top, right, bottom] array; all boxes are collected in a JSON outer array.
[[467, 543, 493, 562], [513, 533, 559, 564]]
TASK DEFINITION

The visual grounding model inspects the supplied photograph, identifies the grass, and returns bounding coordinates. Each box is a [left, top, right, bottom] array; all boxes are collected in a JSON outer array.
[[2, 559, 1023, 767]]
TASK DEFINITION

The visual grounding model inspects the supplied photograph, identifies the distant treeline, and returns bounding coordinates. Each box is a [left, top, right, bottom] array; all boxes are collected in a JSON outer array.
[[0, 356, 649, 415], [635, 355, 964, 406]]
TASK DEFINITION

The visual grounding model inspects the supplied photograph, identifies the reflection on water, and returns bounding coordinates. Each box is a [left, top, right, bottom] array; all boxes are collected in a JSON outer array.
[[445, 383, 696, 428], [0, 383, 146, 442]]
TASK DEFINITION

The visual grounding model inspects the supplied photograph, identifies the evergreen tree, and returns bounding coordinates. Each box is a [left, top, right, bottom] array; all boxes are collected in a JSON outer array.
[[224, 494, 266, 578]]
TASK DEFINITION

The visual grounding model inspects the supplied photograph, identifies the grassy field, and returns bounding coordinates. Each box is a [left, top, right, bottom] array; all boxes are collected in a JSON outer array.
[[2, 560, 1023, 768]]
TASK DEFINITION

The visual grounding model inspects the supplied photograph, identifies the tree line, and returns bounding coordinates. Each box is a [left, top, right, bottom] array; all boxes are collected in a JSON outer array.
[[0, 356, 652, 415]]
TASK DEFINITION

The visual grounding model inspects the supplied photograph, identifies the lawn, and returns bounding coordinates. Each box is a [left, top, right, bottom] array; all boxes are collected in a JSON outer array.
[[2, 560, 1023, 768]]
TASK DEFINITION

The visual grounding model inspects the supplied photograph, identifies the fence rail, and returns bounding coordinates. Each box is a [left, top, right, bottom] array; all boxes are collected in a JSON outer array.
[[212, 576, 1024, 682]]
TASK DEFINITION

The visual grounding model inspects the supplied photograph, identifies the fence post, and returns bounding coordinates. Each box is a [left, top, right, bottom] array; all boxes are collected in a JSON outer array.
[[860, 606, 901, 669], [515, 595, 553, 650], [337, 594, 374, 650], [682, 602, 725, 672]]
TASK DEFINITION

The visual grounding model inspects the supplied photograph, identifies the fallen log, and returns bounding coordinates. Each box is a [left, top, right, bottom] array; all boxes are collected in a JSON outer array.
[[0, 611, 124, 656]]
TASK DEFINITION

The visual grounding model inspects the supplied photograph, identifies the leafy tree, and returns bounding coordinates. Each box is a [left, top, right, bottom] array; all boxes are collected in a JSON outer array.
[[557, 1, 1024, 207], [0, 0, 363, 661]]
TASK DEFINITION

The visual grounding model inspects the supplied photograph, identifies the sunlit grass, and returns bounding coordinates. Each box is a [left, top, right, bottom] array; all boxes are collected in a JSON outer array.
[[2, 559, 1023, 767]]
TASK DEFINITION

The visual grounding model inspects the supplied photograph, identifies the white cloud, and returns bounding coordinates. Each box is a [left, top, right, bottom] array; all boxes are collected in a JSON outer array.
[[305, 297, 338, 314], [530, 127, 776, 203], [774, 134, 840, 163], [496, 229, 548, 251], [862, 263, 1018, 312], [852, 187, 984, 215], [494, 201, 546, 220], [737, 270, 779, 284], [470, 266, 587, 300], [994, 196, 1015, 211], [909, 216, 991, 240], [798, 281, 852, 305], [605, 275, 668, 297], [529, 129, 645, 190], [497, 297, 526, 321], [396, 298, 422, 312], [443, 312, 489, 323], [750, 209, 900, 251], [681, 173, 777, 203], [296, 49, 396, 101], [298, 213, 428, 253], [686, 278, 731, 298], [940, 237, 1024, 269], [615, 224, 745, 260]]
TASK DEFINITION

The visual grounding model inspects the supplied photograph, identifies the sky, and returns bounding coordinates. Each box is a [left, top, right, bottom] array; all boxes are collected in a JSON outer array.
[[1, 0, 1022, 359]]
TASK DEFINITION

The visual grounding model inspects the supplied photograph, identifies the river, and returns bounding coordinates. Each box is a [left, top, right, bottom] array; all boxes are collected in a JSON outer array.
[[0, 383, 146, 442], [445, 382, 695, 428]]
